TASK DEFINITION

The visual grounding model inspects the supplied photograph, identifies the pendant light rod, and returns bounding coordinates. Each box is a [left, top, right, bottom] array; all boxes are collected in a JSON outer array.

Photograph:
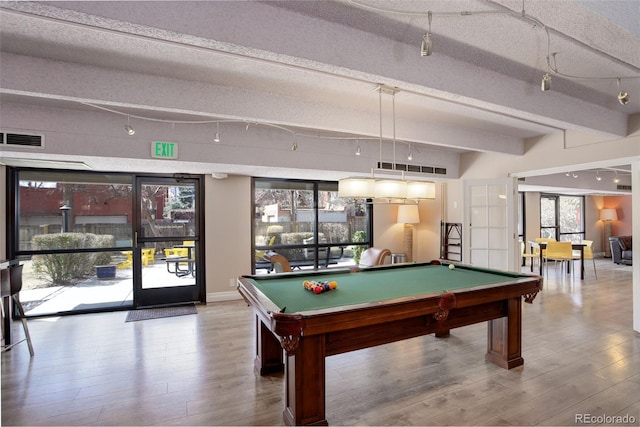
[[392, 90, 397, 168]]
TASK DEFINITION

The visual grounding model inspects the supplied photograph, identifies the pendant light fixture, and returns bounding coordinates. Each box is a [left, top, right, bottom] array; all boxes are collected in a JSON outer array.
[[338, 85, 435, 203]]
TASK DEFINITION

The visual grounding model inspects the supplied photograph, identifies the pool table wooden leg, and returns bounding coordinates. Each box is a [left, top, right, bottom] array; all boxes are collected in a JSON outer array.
[[283, 334, 328, 426], [435, 329, 450, 338], [485, 297, 524, 369], [255, 316, 284, 375]]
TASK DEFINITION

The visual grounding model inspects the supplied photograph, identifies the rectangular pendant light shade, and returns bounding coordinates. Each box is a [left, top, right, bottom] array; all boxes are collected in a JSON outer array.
[[339, 177, 436, 201], [406, 181, 436, 199], [375, 179, 407, 199], [338, 177, 376, 198]]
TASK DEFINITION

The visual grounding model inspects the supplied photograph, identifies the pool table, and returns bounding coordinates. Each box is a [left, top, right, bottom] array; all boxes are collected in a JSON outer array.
[[237, 260, 542, 426]]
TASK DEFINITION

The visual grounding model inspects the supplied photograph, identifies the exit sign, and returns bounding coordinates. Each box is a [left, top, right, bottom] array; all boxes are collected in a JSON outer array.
[[151, 141, 178, 159]]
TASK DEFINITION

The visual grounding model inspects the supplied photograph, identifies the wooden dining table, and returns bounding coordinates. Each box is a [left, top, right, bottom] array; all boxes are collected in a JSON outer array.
[[528, 241, 586, 280]]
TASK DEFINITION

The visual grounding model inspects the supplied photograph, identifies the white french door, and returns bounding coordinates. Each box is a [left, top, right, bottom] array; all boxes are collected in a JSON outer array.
[[463, 178, 518, 272]]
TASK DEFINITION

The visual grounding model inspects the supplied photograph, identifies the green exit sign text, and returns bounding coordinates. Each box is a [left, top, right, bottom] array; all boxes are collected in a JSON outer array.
[[151, 141, 178, 159]]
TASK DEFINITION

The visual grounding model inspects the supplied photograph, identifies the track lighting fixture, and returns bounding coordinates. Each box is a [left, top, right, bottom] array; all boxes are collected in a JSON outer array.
[[291, 136, 298, 151], [541, 73, 551, 91], [124, 116, 135, 136], [355, 144, 361, 156], [420, 12, 433, 57], [596, 171, 602, 181], [614, 171, 620, 183], [617, 78, 630, 105], [572, 173, 578, 179], [407, 145, 413, 161], [214, 122, 220, 142]]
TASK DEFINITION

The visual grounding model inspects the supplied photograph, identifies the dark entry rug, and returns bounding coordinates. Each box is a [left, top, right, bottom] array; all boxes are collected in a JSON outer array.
[[125, 304, 197, 322]]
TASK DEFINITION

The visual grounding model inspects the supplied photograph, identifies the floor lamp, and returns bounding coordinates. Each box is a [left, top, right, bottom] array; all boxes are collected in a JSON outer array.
[[397, 205, 420, 263], [600, 208, 618, 257]]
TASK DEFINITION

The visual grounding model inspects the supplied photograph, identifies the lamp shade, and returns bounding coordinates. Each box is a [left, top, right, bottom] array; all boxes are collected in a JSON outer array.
[[397, 204, 420, 224], [338, 177, 376, 198], [406, 181, 436, 199], [599, 208, 618, 221], [375, 179, 407, 199]]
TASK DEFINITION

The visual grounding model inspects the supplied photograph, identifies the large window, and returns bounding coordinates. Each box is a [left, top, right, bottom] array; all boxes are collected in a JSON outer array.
[[10, 169, 134, 315], [540, 194, 584, 242], [253, 178, 372, 273]]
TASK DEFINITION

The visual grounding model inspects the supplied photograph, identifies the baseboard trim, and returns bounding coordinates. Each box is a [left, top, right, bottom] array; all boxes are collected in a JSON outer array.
[[207, 291, 243, 303]]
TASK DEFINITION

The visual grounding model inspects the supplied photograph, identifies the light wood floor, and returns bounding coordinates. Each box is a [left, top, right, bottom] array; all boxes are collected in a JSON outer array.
[[2, 260, 639, 426]]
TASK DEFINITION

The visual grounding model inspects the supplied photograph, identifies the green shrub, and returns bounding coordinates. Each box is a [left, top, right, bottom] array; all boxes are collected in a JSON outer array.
[[352, 231, 367, 264], [32, 233, 116, 284]]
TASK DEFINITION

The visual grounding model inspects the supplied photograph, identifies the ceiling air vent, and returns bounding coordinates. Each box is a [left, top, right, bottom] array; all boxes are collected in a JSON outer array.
[[377, 161, 446, 176], [617, 184, 632, 191], [1, 132, 44, 148]]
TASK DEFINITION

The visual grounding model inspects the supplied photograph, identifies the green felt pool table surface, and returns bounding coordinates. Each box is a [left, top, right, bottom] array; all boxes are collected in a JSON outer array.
[[244, 262, 528, 314]]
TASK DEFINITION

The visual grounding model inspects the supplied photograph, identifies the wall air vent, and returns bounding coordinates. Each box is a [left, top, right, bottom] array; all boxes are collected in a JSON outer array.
[[617, 184, 632, 191], [377, 161, 446, 175], [1, 131, 44, 148]]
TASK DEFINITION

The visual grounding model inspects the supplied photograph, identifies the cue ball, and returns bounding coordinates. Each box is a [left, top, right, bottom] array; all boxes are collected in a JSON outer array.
[[449, 264, 455, 270]]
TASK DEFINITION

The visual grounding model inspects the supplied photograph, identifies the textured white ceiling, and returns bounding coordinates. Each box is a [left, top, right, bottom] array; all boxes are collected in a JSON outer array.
[[0, 0, 638, 191]]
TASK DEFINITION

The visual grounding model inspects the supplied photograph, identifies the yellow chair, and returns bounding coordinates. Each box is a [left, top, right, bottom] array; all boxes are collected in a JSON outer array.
[[165, 247, 188, 257], [164, 248, 178, 257], [117, 251, 133, 269], [520, 241, 538, 270], [118, 249, 153, 268], [141, 248, 155, 266], [544, 241, 573, 277], [535, 237, 556, 258], [574, 240, 597, 279]]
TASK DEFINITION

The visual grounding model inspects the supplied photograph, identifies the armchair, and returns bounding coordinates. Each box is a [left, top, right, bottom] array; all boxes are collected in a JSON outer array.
[[609, 236, 632, 265]]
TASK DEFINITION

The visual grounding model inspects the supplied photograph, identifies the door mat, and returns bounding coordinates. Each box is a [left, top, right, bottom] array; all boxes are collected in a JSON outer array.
[[125, 304, 197, 322]]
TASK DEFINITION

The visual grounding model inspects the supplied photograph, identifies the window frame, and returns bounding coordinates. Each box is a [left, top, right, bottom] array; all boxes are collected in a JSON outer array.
[[251, 177, 373, 273], [540, 193, 585, 242]]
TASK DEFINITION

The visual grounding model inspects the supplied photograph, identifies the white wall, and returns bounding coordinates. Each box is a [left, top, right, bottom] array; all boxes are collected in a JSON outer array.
[[204, 175, 253, 301]]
